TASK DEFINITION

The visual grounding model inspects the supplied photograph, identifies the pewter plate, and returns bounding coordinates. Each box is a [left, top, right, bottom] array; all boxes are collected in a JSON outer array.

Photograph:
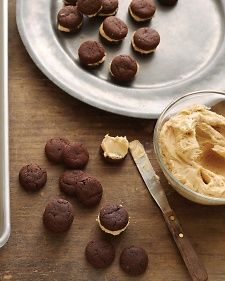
[[16, 0, 225, 118], [0, 0, 10, 247]]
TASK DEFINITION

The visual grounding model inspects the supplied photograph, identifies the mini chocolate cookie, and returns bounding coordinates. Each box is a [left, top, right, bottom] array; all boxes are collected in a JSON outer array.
[[74, 173, 103, 207], [110, 55, 138, 82], [85, 240, 115, 268], [158, 0, 177, 6], [57, 6, 83, 33], [59, 170, 84, 196], [78, 41, 106, 66], [120, 246, 149, 275], [59, 170, 102, 206], [45, 137, 70, 163], [77, 0, 102, 17], [98, 0, 119, 16], [19, 164, 47, 192], [62, 142, 89, 169], [129, 0, 156, 22], [97, 204, 129, 235], [99, 16, 128, 42], [64, 0, 77, 5], [43, 198, 74, 232], [132, 27, 160, 54]]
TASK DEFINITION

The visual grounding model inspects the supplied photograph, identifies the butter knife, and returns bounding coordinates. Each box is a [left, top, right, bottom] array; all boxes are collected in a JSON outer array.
[[129, 140, 208, 281]]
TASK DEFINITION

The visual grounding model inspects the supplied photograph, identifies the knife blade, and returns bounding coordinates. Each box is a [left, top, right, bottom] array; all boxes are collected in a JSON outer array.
[[129, 140, 208, 281], [129, 140, 171, 214]]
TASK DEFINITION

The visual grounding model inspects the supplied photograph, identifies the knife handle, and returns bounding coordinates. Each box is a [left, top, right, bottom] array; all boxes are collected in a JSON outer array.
[[163, 210, 208, 281]]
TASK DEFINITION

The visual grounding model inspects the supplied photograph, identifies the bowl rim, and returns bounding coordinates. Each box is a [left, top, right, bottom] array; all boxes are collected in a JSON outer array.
[[153, 89, 225, 203]]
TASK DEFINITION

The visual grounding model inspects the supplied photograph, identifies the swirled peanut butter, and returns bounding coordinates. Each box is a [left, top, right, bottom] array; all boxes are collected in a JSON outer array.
[[159, 105, 225, 198]]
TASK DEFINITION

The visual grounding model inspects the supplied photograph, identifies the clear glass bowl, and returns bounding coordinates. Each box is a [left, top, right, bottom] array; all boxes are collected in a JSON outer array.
[[153, 90, 225, 205]]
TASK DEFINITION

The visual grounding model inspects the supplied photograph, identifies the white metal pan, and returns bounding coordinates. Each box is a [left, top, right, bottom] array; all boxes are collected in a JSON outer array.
[[0, 0, 10, 247]]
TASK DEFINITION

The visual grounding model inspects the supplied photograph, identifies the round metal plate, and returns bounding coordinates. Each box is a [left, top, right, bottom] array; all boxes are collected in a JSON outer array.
[[16, 0, 225, 118]]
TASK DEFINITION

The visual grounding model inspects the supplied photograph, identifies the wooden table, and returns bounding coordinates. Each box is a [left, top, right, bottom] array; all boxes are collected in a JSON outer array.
[[4, 1, 225, 280]]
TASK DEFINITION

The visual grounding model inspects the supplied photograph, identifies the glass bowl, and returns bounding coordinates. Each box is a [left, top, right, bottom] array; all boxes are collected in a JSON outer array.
[[153, 90, 225, 205]]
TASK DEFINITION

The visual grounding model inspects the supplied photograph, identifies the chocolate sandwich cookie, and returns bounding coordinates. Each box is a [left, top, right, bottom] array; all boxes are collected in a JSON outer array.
[[57, 6, 83, 33], [132, 27, 160, 54], [129, 0, 156, 22], [77, 0, 102, 17], [62, 142, 89, 169], [85, 240, 115, 268], [98, 0, 119, 16], [45, 137, 70, 163], [120, 246, 149, 275], [19, 164, 47, 192], [64, 0, 77, 5], [78, 41, 106, 67], [97, 204, 129, 235], [158, 0, 178, 6], [43, 198, 74, 232], [99, 16, 128, 42], [110, 55, 138, 82]]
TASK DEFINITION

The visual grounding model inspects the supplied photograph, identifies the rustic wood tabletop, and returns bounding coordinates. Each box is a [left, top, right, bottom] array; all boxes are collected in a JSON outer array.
[[3, 0, 225, 280]]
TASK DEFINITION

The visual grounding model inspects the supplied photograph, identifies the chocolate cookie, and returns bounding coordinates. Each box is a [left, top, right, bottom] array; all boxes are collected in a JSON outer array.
[[59, 170, 84, 196], [62, 142, 89, 169], [77, 0, 102, 17], [158, 0, 178, 6], [43, 198, 74, 232], [98, 0, 119, 16], [85, 240, 115, 268], [64, 0, 77, 5], [132, 27, 160, 54], [120, 246, 149, 275], [99, 16, 128, 42], [110, 55, 138, 82], [75, 173, 103, 207], [57, 6, 83, 33], [19, 164, 47, 192], [97, 204, 129, 235], [78, 41, 106, 67], [59, 170, 103, 206], [45, 137, 70, 163], [129, 0, 156, 22]]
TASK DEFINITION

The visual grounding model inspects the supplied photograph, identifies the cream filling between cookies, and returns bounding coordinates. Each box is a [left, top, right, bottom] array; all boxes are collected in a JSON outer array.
[[86, 6, 102, 17], [99, 23, 121, 42], [101, 134, 129, 159], [57, 21, 82, 32], [98, 8, 118, 16], [87, 55, 106, 66], [131, 36, 156, 54], [96, 214, 130, 235], [129, 6, 153, 22]]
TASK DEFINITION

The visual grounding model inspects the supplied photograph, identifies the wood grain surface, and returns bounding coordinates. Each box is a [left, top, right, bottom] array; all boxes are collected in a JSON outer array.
[[3, 1, 225, 280]]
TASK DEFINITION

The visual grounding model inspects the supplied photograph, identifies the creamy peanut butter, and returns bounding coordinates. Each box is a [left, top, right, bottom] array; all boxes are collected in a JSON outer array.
[[101, 134, 129, 160], [159, 105, 225, 198]]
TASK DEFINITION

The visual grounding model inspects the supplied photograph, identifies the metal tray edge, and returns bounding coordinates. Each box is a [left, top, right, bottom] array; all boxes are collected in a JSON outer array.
[[0, 0, 11, 248]]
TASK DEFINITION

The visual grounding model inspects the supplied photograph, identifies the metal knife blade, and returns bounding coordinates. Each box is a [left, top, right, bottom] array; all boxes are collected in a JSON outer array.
[[129, 140, 208, 281], [129, 140, 171, 214]]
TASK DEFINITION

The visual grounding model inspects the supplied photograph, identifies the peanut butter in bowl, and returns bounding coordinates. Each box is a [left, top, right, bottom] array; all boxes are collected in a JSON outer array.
[[159, 104, 225, 199]]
